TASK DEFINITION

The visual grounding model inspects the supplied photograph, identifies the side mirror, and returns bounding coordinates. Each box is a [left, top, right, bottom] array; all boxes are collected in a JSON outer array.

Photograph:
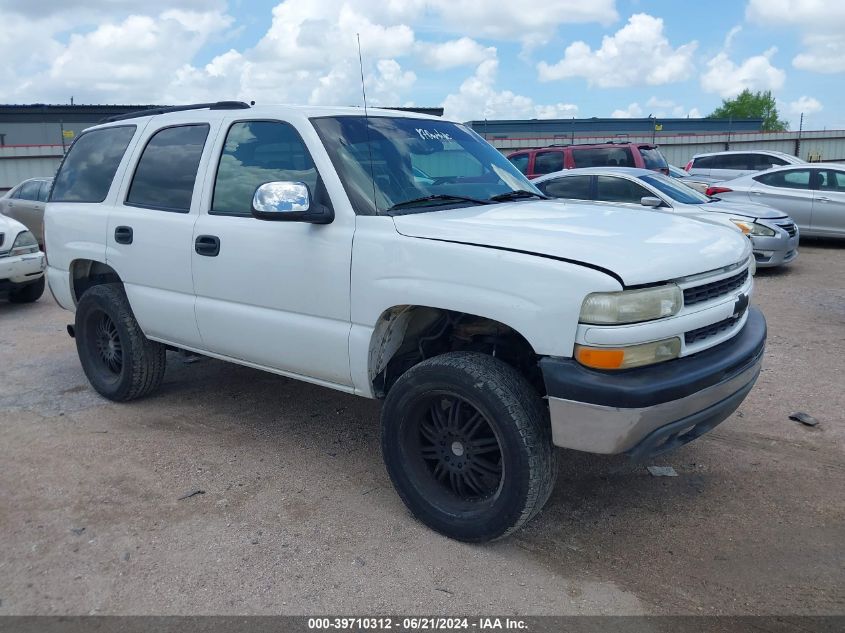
[[251, 182, 333, 224], [640, 196, 663, 208]]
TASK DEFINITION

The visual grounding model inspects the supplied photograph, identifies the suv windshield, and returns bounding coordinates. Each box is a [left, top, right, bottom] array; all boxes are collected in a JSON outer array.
[[639, 173, 710, 204], [311, 116, 540, 215], [639, 147, 668, 170]]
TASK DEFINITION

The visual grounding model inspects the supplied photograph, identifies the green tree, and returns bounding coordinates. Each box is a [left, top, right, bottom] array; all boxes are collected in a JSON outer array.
[[708, 89, 789, 132]]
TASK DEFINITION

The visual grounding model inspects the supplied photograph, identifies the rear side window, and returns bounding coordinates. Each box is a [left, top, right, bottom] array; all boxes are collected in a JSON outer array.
[[126, 124, 210, 213], [639, 147, 668, 170], [538, 175, 592, 200], [692, 155, 716, 169], [533, 151, 564, 175], [212, 120, 318, 216], [596, 175, 651, 204], [572, 147, 634, 168], [508, 154, 530, 175], [51, 126, 136, 202], [18, 180, 41, 200], [754, 169, 811, 189]]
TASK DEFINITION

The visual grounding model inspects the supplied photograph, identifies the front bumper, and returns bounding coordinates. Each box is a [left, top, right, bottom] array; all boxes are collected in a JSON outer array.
[[749, 227, 798, 268], [0, 251, 45, 284], [540, 306, 766, 458]]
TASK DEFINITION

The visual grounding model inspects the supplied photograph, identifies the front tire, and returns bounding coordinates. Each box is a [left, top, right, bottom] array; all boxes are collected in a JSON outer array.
[[8, 276, 45, 303], [74, 283, 166, 401], [381, 352, 557, 542]]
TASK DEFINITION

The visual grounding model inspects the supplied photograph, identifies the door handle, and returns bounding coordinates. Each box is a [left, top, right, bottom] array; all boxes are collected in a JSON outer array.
[[114, 226, 133, 244], [817, 196, 830, 202], [195, 235, 220, 257]]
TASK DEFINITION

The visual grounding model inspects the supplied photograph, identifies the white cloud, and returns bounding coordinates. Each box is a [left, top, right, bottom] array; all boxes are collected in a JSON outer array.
[[641, 97, 702, 118], [746, 0, 845, 29], [442, 58, 577, 121], [429, 0, 617, 46], [792, 35, 845, 73], [746, 0, 845, 74], [788, 95, 823, 115], [537, 14, 697, 87], [700, 48, 786, 98], [611, 103, 643, 118], [418, 37, 496, 70]]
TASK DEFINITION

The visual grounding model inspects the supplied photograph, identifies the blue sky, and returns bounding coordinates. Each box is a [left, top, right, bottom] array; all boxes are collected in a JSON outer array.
[[0, 0, 841, 129]]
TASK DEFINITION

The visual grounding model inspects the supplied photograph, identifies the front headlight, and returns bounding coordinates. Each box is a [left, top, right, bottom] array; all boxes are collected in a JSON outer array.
[[575, 337, 681, 370], [10, 230, 39, 256], [580, 285, 682, 325], [730, 219, 776, 237]]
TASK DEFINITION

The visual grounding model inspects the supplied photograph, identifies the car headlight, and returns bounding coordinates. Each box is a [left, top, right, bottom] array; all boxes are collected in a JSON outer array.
[[730, 219, 776, 237], [579, 285, 682, 325], [10, 230, 39, 256], [575, 337, 681, 370]]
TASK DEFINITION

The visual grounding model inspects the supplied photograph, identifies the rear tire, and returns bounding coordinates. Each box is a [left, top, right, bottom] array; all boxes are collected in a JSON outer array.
[[8, 276, 45, 303], [74, 283, 166, 401], [381, 351, 557, 542]]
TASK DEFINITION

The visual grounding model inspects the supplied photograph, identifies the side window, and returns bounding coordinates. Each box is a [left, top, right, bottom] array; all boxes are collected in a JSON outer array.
[[126, 124, 210, 213], [754, 169, 811, 189], [37, 181, 51, 202], [51, 126, 136, 202], [533, 151, 564, 175], [818, 170, 845, 191], [572, 147, 634, 168], [18, 180, 41, 200], [508, 154, 530, 175], [693, 155, 715, 169], [767, 155, 789, 167], [596, 176, 651, 204], [212, 121, 318, 216], [538, 175, 592, 200]]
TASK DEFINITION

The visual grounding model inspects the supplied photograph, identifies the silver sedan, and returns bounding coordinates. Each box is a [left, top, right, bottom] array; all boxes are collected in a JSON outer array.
[[708, 163, 845, 238], [534, 167, 799, 268]]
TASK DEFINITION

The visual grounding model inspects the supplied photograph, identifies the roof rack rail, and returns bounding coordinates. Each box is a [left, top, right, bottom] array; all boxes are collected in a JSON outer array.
[[104, 101, 251, 123]]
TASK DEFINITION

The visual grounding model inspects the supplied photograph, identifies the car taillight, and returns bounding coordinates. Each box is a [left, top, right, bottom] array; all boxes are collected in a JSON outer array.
[[706, 186, 733, 196], [684, 161, 693, 172]]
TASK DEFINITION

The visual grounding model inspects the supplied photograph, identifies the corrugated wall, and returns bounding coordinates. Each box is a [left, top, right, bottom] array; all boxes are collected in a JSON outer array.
[[0, 146, 64, 192], [488, 130, 845, 167]]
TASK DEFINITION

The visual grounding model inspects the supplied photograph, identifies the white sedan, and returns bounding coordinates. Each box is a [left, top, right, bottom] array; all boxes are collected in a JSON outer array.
[[0, 214, 45, 303], [707, 163, 845, 238]]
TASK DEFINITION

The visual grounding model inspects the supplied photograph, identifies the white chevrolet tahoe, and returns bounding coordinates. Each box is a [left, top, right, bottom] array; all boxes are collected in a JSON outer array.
[[0, 213, 45, 303], [45, 102, 766, 542]]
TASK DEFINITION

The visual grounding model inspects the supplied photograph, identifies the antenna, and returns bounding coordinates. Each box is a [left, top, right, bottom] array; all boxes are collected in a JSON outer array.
[[357, 33, 379, 214]]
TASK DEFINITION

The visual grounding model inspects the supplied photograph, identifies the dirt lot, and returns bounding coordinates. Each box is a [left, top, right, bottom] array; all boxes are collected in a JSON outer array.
[[1, 240, 843, 616]]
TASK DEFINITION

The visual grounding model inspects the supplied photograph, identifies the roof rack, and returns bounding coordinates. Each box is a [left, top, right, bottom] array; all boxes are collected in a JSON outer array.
[[104, 101, 251, 123]]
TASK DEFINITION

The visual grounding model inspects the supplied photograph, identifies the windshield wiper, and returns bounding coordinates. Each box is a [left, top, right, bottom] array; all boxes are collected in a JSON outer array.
[[488, 190, 548, 202], [386, 194, 491, 213]]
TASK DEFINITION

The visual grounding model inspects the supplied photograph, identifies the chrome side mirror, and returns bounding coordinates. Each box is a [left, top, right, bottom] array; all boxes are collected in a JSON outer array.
[[251, 182, 333, 224], [640, 196, 663, 208]]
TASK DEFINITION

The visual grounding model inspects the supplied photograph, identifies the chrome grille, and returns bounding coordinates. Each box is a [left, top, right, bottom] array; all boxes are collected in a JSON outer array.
[[683, 269, 748, 307], [685, 315, 742, 345], [777, 222, 796, 237]]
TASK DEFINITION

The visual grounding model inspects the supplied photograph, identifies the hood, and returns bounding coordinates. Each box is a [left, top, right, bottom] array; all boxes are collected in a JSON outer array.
[[702, 200, 788, 220], [0, 213, 26, 234], [392, 200, 750, 287]]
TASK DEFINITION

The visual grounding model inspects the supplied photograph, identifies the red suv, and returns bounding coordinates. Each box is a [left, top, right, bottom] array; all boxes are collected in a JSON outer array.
[[507, 142, 669, 179]]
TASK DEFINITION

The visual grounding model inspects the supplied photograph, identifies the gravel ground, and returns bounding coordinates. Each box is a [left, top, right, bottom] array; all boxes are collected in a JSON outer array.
[[0, 239, 843, 616]]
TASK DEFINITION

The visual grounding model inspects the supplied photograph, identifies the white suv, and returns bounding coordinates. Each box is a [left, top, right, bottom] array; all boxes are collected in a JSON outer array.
[[685, 150, 804, 181], [45, 102, 766, 541]]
